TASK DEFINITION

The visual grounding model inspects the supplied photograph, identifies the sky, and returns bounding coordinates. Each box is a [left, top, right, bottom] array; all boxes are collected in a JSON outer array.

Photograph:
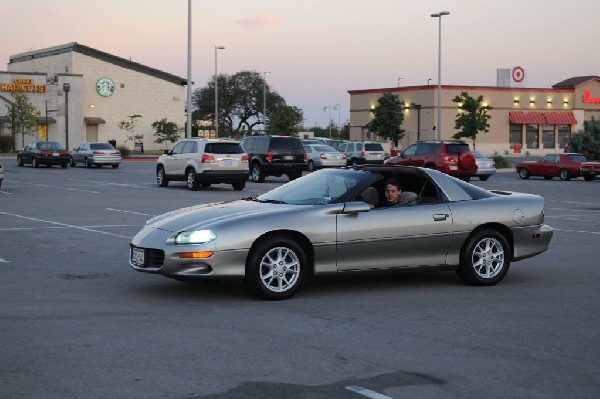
[[2, 0, 599, 128]]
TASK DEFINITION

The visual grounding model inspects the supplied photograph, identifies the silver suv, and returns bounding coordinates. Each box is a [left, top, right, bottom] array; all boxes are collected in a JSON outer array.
[[156, 138, 249, 191], [338, 140, 385, 166]]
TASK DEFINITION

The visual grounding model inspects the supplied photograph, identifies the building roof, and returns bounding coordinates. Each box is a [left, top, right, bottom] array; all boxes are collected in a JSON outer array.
[[552, 76, 600, 89], [9, 42, 187, 86]]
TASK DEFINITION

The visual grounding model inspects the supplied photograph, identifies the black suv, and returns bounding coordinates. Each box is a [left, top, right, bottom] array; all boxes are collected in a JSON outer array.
[[240, 135, 307, 182]]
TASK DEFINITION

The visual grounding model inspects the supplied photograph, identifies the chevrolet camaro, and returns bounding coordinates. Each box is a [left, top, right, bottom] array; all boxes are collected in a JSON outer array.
[[129, 165, 553, 300]]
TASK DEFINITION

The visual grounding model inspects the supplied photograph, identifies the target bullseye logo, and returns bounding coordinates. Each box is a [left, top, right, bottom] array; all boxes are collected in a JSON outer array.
[[512, 66, 525, 83]]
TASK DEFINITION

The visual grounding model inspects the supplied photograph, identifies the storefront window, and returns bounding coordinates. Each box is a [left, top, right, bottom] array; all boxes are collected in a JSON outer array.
[[526, 124, 539, 149], [509, 123, 522, 147], [542, 125, 555, 149], [558, 125, 571, 149]]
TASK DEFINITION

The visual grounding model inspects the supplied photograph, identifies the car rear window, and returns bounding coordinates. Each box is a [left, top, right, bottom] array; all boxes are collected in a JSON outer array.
[[365, 143, 383, 151], [270, 137, 304, 150], [205, 143, 244, 154], [90, 143, 114, 150], [445, 144, 470, 154], [567, 154, 587, 162]]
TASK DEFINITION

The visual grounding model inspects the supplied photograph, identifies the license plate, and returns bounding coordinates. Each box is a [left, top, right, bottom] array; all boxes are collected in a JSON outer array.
[[284, 156, 294, 160], [52, 152, 59, 156], [131, 247, 145, 267], [222, 159, 233, 167], [449, 165, 458, 170]]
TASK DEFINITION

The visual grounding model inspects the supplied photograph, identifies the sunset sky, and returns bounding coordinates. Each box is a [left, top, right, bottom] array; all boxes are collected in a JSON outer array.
[[2, 0, 598, 128]]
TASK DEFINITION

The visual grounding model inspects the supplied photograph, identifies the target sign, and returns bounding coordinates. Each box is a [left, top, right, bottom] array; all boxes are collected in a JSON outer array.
[[512, 66, 525, 83]]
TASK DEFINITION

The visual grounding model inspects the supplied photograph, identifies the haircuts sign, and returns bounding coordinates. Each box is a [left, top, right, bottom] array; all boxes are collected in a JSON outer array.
[[1, 78, 46, 93]]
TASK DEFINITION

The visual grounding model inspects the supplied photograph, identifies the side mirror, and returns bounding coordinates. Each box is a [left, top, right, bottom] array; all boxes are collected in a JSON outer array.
[[163, 149, 170, 155]]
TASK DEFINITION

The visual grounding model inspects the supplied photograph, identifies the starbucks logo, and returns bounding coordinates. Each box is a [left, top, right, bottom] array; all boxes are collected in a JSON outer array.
[[96, 77, 115, 97]]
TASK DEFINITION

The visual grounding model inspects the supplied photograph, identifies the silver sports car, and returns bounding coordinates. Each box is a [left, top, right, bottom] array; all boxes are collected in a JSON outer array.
[[129, 165, 553, 300]]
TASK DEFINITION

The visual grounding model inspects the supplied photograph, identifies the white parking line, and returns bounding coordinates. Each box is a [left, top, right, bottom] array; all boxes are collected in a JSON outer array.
[[0, 257, 10, 263], [106, 208, 156, 217], [554, 228, 600, 235], [0, 211, 132, 239], [0, 190, 13, 194], [345, 386, 392, 399], [69, 178, 156, 190], [0, 224, 139, 232], [9, 180, 100, 194]]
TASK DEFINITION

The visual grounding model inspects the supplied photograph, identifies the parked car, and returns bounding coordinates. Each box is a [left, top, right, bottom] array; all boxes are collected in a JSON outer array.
[[0, 161, 4, 188], [239, 135, 307, 182], [515, 153, 600, 181], [70, 142, 121, 168], [303, 144, 346, 171], [338, 140, 385, 165], [156, 138, 249, 191], [129, 164, 553, 300], [472, 150, 496, 181], [17, 141, 70, 168], [385, 140, 477, 181]]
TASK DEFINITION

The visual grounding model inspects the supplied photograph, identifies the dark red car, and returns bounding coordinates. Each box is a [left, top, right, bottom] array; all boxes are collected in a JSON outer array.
[[385, 140, 477, 181], [515, 153, 600, 181]]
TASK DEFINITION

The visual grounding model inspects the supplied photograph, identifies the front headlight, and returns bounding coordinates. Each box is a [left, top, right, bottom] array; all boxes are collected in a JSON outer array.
[[174, 230, 217, 245]]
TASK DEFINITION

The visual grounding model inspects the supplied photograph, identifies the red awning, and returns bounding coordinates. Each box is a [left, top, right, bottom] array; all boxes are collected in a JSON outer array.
[[543, 112, 577, 124], [509, 111, 546, 124]]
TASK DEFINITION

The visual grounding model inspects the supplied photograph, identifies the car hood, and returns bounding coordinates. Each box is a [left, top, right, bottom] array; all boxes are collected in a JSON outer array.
[[145, 199, 292, 233]]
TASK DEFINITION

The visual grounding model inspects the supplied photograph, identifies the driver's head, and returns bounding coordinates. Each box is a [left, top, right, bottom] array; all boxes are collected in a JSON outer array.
[[384, 178, 401, 205]]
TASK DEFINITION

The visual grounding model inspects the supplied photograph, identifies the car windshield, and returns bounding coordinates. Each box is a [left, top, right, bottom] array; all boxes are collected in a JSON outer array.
[[254, 169, 377, 205], [90, 143, 114, 150]]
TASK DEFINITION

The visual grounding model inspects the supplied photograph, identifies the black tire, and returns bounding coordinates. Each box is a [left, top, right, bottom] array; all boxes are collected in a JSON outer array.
[[33, 157, 40, 168], [287, 172, 301, 181], [478, 175, 489, 181], [232, 181, 246, 191], [456, 228, 510, 286], [251, 163, 265, 183], [112, 163, 119, 169], [70, 157, 76, 167], [85, 157, 92, 168], [518, 167, 530, 179], [186, 168, 199, 191], [351, 158, 359, 166], [459, 176, 471, 183], [61, 163, 68, 168], [201, 183, 211, 188], [544, 176, 552, 180], [584, 176, 595, 181], [17, 156, 23, 167], [245, 237, 308, 300], [156, 166, 169, 187], [308, 160, 316, 172], [559, 168, 571, 181]]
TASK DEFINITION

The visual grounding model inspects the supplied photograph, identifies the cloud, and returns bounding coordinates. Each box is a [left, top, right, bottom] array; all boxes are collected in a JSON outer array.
[[235, 13, 280, 29]]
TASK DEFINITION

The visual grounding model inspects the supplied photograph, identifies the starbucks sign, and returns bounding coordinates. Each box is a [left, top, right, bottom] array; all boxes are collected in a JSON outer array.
[[96, 77, 115, 97]]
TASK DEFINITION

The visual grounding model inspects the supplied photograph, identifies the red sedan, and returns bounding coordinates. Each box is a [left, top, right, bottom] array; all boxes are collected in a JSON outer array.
[[515, 153, 600, 181]]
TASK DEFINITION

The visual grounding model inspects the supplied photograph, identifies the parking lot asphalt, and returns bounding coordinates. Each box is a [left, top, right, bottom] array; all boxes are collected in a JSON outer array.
[[0, 158, 599, 399]]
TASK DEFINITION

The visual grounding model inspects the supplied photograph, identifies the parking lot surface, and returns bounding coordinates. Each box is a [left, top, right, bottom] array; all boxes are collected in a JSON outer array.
[[1, 159, 599, 398]]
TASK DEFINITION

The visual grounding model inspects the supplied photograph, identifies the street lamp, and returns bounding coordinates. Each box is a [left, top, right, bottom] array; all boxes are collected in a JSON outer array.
[[427, 78, 432, 86], [186, 0, 192, 138], [397, 77, 404, 87], [263, 71, 270, 131], [63, 82, 70, 150], [323, 105, 333, 138], [214, 45, 225, 138], [334, 104, 341, 136], [431, 10, 450, 140]]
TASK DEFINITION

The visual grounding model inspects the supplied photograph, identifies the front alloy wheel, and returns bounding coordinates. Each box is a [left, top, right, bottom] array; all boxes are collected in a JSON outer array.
[[251, 163, 265, 183], [456, 228, 510, 286], [559, 168, 571, 181], [186, 169, 199, 190], [518, 167, 530, 179], [156, 166, 169, 187]]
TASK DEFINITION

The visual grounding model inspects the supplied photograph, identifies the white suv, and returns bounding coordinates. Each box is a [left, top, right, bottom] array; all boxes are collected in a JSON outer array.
[[156, 138, 249, 191], [338, 141, 385, 166]]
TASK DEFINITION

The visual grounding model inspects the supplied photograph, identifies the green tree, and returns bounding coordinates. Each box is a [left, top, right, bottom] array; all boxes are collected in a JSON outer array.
[[570, 117, 600, 160], [118, 114, 143, 143], [152, 118, 182, 148], [369, 91, 405, 147], [4, 92, 40, 150], [266, 105, 303, 134], [192, 70, 288, 138], [452, 92, 492, 149]]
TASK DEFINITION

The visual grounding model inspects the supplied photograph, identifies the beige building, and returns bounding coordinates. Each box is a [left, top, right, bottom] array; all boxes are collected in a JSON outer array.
[[349, 76, 600, 155], [0, 43, 187, 151]]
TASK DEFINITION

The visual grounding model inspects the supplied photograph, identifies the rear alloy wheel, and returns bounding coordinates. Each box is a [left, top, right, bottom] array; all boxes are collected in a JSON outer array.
[[156, 166, 169, 187], [112, 163, 119, 169], [251, 163, 265, 183], [308, 160, 316, 172], [478, 175, 489, 181], [33, 157, 40, 168], [559, 168, 571, 181], [85, 158, 93, 168], [245, 237, 308, 300], [456, 228, 510, 286], [70, 157, 76, 167], [186, 169, 199, 191], [518, 167, 530, 179], [232, 181, 246, 191]]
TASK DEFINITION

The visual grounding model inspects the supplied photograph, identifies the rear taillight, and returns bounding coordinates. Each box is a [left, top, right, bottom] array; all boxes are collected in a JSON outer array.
[[202, 154, 215, 163], [40, 151, 52, 155], [92, 151, 103, 155], [361, 151, 366, 157], [320, 153, 327, 160], [303, 152, 308, 162], [266, 151, 273, 164], [443, 154, 458, 164], [342, 154, 347, 159], [112, 151, 121, 156], [241, 154, 249, 163]]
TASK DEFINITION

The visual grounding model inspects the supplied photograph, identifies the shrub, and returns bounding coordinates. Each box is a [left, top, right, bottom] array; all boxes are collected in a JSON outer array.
[[0, 135, 15, 152], [118, 146, 131, 158], [491, 155, 510, 169], [570, 117, 600, 160]]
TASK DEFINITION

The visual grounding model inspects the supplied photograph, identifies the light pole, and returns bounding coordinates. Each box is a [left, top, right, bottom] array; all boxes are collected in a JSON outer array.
[[186, 0, 192, 138], [214, 45, 225, 138], [431, 10, 450, 140], [263, 71, 270, 131], [334, 104, 341, 136], [63, 82, 70, 150], [397, 77, 404, 87], [323, 105, 333, 138]]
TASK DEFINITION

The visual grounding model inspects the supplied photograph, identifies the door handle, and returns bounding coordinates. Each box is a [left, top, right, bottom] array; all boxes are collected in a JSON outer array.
[[433, 214, 449, 221]]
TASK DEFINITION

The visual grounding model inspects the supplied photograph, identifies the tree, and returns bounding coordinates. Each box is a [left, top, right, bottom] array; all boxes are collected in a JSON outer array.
[[369, 91, 405, 147], [192, 70, 287, 138], [4, 92, 40, 150], [118, 114, 143, 143], [570, 117, 600, 160], [152, 118, 182, 148], [452, 92, 492, 149], [266, 105, 303, 134]]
